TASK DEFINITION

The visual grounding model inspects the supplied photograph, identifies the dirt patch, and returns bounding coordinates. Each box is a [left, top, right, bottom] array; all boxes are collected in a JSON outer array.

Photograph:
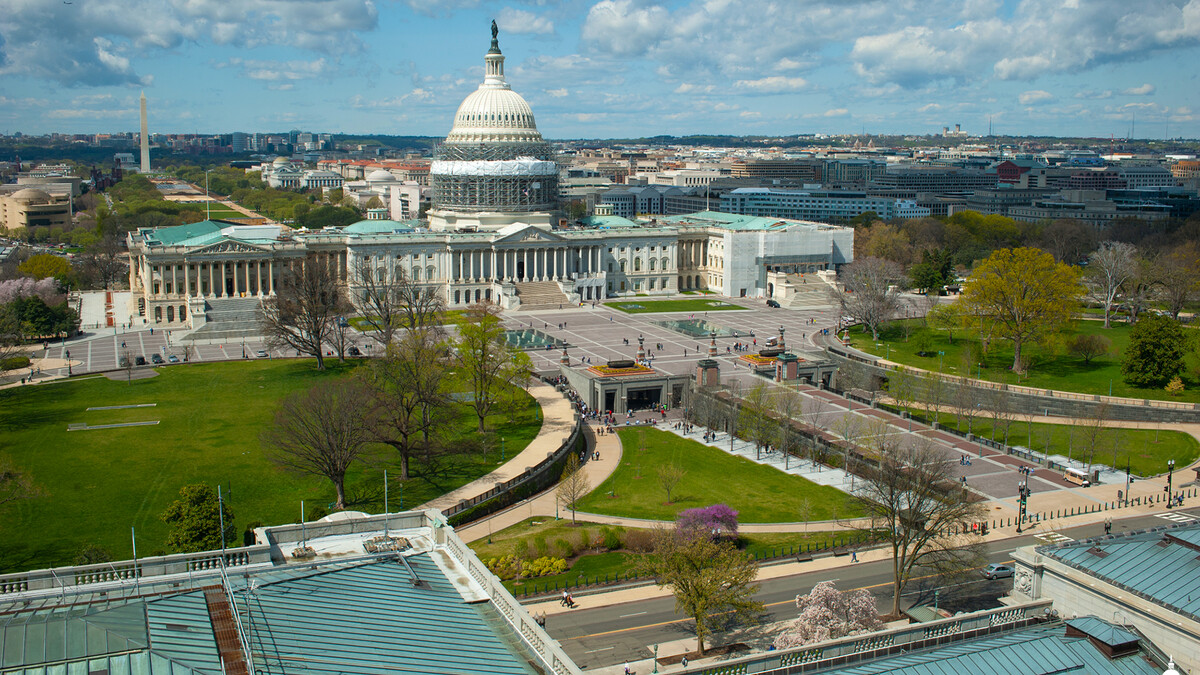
[[103, 368, 160, 381]]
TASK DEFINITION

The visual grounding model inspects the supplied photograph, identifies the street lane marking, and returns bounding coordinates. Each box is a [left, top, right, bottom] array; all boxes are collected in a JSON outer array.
[[585, 647, 615, 653], [619, 611, 647, 618], [1034, 532, 1073, 544], [562, 562, 1015, 642], [1155, 512, 1196, 523]]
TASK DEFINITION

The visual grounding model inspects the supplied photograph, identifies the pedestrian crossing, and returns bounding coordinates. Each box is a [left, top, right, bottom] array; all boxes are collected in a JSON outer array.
[[1155, 512, 1197, 523], [1034, 532, 1074, 544]]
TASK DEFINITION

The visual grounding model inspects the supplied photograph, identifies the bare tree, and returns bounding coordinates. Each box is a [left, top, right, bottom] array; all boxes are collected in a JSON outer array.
[[920, 370, 947, 427], [261, 259, 342, 370], [738, 382, 776, 460], [360, 326, 451, 480], [556, 453, 590, 524], [1086, 242, 1138, 328], [261, 380, 372, 509], [775, 389, 804, 468], [353, 256, 445, 346], [801, 394, 830, 465], [656, 463, 686, 504], [1121, 252, 1158, 323], [76, 231, 128, 290], [456, 302, 531, 432], [831, 411, 863, 479], [832, 257, 906, 340], [1077, 403, 1110, 475], [1156, 242, 1200, 320], [954, 380, 982, 437], [853, 436, 988, 616]]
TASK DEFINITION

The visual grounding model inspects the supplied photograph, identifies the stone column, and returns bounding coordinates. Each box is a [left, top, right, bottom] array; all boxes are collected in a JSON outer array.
[[244, 261, 250, 296], [268, 260, 275, 294]]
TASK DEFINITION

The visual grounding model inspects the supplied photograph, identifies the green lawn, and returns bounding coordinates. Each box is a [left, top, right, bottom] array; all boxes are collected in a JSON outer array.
[[905, 407, 1199, 477], [468, 518, 855, 594], [347, 310, 469, 331], [852, 319, 1200, 402], [0, 360, 541, 572], [575, 428, 860, 522], [608, 299, 746, 314]]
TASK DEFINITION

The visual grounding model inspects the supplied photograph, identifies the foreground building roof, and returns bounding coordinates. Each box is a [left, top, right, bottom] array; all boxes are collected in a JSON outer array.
[[0, 510, 577, 675]]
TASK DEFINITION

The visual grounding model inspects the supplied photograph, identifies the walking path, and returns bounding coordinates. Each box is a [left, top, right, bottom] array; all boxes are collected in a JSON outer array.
[[418, 380, 579, 514]]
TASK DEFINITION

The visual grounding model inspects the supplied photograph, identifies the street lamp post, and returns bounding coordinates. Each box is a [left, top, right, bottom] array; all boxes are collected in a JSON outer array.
[[1166, 459, 1175, 508], [501, 437, 506, 463]]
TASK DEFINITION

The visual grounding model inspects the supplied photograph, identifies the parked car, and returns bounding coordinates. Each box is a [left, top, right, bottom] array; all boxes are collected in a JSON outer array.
[[766, 299, 780, 308], [151, 353, 164, 364], [982, 563, 1014, 580], [168, 354, 180, 363], [348, 346, 362, 357], [255, 350, 269, 358], [134, 356, 147, 366]]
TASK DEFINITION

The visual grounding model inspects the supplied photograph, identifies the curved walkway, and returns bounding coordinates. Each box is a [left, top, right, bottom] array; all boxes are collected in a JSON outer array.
[[418, 380, 580, 514], [455, 423, 624, 542]]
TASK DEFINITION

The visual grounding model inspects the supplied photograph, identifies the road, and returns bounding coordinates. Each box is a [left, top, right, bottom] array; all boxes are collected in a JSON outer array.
[[542, 509, 1200, 670]]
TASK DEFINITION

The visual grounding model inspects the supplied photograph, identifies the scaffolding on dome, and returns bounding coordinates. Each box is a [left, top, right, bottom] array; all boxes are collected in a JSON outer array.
[[431, 141, 560, 213]]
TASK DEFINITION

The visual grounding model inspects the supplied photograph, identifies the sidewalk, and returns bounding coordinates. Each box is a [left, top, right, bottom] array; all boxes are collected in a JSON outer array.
[[419, 380, 579, 513], [456, 423, 624, 542]]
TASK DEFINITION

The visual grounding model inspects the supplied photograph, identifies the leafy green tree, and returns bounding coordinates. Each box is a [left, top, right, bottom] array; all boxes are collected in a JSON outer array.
[[1068, 333, 1111, 365], [925, 303, 964, 344], [633, 526, 763, 655], [908, 248, 953, 294], [19, 254, 73, 288], [160, 484, 236, 553], [1121, 314, 1186, 388], [960, 247, 1081, 371], [299, 205, 361, 229]]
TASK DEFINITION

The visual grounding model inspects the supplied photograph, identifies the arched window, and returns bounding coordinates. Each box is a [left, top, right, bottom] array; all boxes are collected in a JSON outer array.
[[634, 258, 642, 272], [167, 305, 175, 322], [661, 257, 670, 271], [376, 267, 386, 282], [180, 305, 187, 319], [649, 258, 656, 271], [412, 266, 421, 281], [154, 306, 162, 322], [619, 260, 627, 273], [455, 290, 461, 304]]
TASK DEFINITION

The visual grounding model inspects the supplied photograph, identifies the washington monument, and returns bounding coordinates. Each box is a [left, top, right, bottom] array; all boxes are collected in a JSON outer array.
[[139, 91, 150, 173]]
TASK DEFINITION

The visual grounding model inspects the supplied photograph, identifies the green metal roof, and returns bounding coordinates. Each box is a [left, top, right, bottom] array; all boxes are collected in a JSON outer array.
[[343, 219, 420, 235], [580, 214, 639, 228], [143, 220, 223, 246], [1044, 524, 1200, 619], [658, 210, 798, 230], [823, 620, 1162, 675], [234, 555, 540, 675]]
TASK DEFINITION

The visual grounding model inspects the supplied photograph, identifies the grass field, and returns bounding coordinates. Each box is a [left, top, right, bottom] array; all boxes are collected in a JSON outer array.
[[851, 319, 1200, 403], [468, 517, 852, 594], [608, 299, 746, 314], [0, 360, 541, 572], [904, 407, 1199, 477], [347, 310, 469, 331], [575, 428, 860, 522]]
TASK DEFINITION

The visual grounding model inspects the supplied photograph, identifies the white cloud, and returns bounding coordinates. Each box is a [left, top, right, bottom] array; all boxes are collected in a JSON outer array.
[[1122, 83, 1156, 95], [733, 76, 808, 93], [674, 83, 716, 95], [222, 57, 333, 82], [823, 108, 849, 117], [1074, 89, 1114, 99], [1018, 90, 1054, 105], [496, 7, 555, 35], [739, 111, 761, 118], [0, 0, 378, 86], [545, 88, 569, 98]]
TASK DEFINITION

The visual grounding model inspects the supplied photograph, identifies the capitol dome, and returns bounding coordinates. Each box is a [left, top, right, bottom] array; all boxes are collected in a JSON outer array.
[[427, 23, 558, 231]]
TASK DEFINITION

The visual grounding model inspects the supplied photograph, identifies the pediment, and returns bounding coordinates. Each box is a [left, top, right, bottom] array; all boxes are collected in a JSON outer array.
[[190, 239, 267, 255], [492, 224, 563, 244]]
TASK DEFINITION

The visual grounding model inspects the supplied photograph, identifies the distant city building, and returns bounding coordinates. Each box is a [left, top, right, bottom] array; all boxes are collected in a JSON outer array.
[[0, 188, 72, 233], [720, 187, 930, 222], [1008, 189, 1172, 226], [869, 167, 998, 193], [731, 158, 822, 182]]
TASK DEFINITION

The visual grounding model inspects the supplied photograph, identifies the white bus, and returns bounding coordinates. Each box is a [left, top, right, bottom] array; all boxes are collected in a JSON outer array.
[[1064, 467, 1091, 487]]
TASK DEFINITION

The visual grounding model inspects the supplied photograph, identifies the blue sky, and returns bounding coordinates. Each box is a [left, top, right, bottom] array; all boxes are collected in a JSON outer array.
[[2, 0, 1198, 140]]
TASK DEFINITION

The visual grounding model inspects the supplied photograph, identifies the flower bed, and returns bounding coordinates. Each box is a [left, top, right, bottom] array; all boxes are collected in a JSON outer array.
[[739, 354, 778, 366], [588, 364, 655, 377]]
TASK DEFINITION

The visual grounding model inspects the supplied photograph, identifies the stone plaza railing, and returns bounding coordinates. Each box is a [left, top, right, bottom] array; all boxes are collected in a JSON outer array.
[[693, 600, 1052, 675]]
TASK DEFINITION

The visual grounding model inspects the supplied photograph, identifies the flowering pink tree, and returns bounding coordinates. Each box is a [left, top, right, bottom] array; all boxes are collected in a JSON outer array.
[[676, 503, 739, 539], [773, 580, 882, 649], [0, 278, 60, 305]]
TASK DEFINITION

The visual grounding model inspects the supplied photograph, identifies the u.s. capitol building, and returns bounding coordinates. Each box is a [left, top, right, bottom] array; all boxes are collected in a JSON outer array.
[[126, 26, 852, 328]]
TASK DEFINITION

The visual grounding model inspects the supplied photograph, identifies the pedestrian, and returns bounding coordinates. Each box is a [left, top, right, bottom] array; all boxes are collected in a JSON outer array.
[[560, 590, 569, 607], [624, 663, 631, 675], [850, 550, 858, 563], [681, 655, 688, 668]]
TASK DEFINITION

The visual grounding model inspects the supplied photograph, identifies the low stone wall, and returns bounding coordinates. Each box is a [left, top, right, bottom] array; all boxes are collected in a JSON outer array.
[[826, 345, 1200, 424]]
